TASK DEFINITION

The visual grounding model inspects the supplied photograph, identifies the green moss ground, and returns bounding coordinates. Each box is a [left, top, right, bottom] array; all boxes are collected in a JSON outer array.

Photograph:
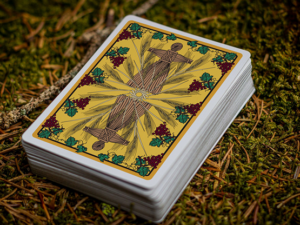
[[0, 0, 299, 224]]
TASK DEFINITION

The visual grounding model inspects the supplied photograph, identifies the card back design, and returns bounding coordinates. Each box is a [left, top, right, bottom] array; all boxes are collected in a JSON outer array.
[[33, 20, 241, 179]]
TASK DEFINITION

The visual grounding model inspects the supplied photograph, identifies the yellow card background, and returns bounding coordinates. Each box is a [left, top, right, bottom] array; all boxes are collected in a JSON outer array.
[[33, 20, 241, 179]]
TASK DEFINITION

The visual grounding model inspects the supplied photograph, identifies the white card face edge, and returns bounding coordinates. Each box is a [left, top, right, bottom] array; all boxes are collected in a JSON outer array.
[[22, 15, 251, 190]]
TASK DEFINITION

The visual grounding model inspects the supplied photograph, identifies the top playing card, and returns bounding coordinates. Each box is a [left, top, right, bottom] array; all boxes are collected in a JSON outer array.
[[28, 16, 248, 181]]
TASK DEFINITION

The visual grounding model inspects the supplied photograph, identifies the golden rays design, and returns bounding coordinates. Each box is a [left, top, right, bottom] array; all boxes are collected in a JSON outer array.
[[62, 35, 215, 163]]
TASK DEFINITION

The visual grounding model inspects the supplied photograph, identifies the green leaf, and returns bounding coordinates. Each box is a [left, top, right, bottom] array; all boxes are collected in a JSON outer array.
[[152, 32, 164, 40], [175, 106, 185, 114], [224, 53, 237, 61], [137, 166, 149, 177], [98, 153, 109, 162], [166, 33, 176, 40], [200, 72, 213, 82], [212, 55, 223, 62], [176, 114, 189, 123], [64, 100, 74, 108], [77, 145, 87, 152], [106, 50, 117, 57], [38, 129, 51, 138], [112, 155, 125, 164], [65, 137, 78, 146], [188, 41, 197, 47], [164, 136, 175, 144], [52, 127, 63, 135], [135, 157, 146, 166], [92, 68, 104, 76], [204, 82, 214, 89], [117, 47, 129, 55], [65, 108, 78, 117], [150, 138, 163, 147], [130, 23, 141, 31], [197, 46, 209, 54], [133, 31, 142, 38], [95, 76, 105, 83]]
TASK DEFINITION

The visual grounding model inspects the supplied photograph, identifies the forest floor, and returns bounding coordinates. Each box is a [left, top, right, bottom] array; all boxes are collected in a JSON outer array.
[[0, 0, 299, 224]]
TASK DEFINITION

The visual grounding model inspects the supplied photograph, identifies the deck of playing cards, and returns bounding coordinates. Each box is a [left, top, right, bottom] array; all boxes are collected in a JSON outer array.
[[22, 15, 255, 222]]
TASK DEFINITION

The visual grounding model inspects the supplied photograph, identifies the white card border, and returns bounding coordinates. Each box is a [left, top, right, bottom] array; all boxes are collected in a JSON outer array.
[[22, 15, 251, 190]]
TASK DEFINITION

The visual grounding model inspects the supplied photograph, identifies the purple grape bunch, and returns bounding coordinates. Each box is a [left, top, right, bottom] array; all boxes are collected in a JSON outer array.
[[43, 115, 59, 128], [216, 62, 234, 76], [117, 29, 135, 42], [73, 97, 91, 110], [109, 56, 126, 69], [152, 122, 171, 137], [144, 153, 164, 169], [78, 74, 96, 87], [184, 102, 202, 116], [188, 79, 206, 92]]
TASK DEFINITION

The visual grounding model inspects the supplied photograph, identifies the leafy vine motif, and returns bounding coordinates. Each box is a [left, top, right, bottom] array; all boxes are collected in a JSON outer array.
[[212, 52, 236, 76], [98, 153, 125, 165], [38, 115, 64, 139], [150, 122, 175, 147], [63, 97, 91, 117], [105, 47, 130, 68], [188, 72, 215, 92], [64, 136, 87, 153], [187, 40, 237, 76], [78, 67, 106, 87], [134, 153, 165, 177], [174, 101, 203, 123]]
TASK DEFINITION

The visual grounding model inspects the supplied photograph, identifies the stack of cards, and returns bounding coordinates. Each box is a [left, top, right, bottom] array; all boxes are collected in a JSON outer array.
[[22, 16, 255, 222]]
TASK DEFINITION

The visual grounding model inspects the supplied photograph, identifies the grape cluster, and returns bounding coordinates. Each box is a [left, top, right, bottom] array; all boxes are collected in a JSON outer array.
[[188, 80, 206, 92], [144, 153, 164, 168], [184, 102, 202, 116], [153, 122, 171, 136], [117, 30, 135, 41], [78, 74, 95, 87], [109, 56, 126, 68], [73, 97, 91, 110], [216, 62, 234, 76], [43, 115, 59, 128]]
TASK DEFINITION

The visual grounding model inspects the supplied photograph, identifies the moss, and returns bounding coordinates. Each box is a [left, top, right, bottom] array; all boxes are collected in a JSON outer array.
[[0, 0, 300, 224]]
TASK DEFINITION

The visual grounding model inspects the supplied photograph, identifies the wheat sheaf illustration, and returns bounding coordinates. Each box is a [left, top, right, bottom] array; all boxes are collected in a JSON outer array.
[[38, 23, 237, 177], [63, 36, 212, 161]]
